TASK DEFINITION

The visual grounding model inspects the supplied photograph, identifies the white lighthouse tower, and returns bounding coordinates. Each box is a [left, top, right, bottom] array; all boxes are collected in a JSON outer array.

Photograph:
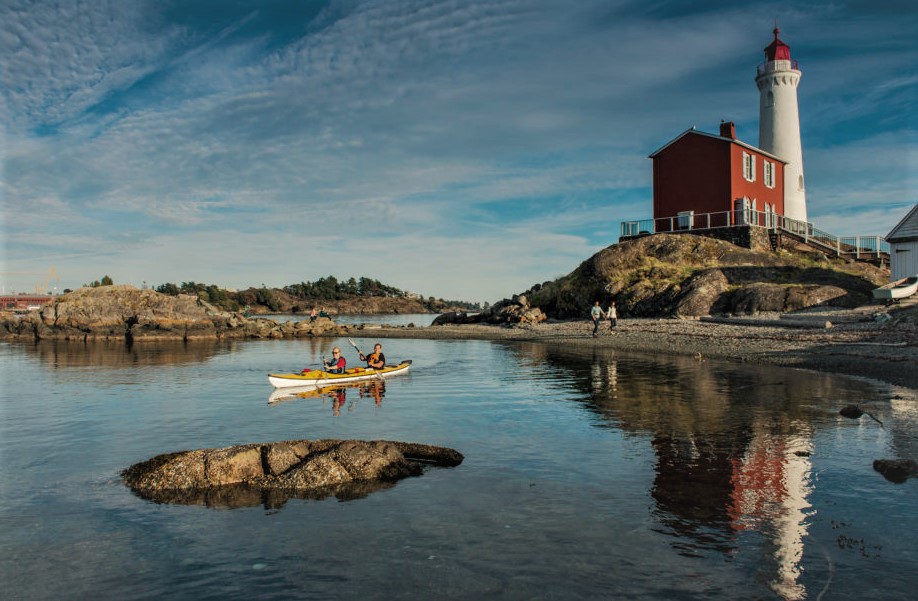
[[756, 27, 807, 223]]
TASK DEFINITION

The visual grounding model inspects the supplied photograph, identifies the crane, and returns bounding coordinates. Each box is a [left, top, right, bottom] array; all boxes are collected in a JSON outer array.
[[0, 267, 60, 294], [36, 266, 60, 294]]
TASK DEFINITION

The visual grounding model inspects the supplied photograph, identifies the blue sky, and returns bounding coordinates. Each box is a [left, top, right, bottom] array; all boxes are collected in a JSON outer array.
[[1, 0, 916, 303]]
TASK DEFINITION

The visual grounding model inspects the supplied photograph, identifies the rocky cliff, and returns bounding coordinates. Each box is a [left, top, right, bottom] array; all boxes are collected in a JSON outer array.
[[521, 234, 887, 319]]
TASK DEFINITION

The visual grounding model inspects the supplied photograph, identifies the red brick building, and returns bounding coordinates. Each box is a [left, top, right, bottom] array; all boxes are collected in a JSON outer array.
[[649, 122, 786, 230]]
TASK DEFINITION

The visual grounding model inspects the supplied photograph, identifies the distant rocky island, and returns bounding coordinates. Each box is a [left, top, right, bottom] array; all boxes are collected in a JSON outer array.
[[0, 285, 350, 342], [149, 275, 480, 315]]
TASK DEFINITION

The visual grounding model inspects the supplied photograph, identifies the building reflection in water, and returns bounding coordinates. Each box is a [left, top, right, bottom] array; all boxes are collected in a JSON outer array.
[[502, 342, 869, 601]]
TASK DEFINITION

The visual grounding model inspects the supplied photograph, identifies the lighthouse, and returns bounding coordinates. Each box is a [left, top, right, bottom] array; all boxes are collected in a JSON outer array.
[[756, 27, 807, 223]]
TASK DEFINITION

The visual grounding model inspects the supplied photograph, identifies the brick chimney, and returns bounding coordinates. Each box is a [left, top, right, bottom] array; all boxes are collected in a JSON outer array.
[[719, 121, 736, 139]]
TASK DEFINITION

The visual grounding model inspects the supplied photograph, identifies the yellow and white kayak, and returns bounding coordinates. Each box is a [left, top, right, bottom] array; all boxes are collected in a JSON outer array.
[[267, 360, 411, 389]]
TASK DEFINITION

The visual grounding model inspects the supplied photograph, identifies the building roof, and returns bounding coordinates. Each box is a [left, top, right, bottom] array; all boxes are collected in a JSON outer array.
[[764, 27, 792, 62], [886, 203, 918, 241], [648, 127, 786, 162]]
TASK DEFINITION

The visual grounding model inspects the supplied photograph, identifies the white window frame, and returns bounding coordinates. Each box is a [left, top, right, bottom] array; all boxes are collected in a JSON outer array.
[[743, 152, 756, 182], [764, 160, 775, 188]]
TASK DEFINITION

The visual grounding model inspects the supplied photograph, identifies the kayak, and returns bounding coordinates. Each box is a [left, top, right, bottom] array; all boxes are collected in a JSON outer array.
[[267, 360, 411, 389]]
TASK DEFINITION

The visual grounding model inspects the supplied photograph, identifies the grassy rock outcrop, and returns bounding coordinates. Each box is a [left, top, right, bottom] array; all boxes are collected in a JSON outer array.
[[522, 234, 887, 319], [122, 439, 464, 509]]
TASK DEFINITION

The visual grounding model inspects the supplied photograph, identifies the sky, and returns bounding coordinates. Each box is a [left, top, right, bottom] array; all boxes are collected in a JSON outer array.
[[1, 0, 916, 304]]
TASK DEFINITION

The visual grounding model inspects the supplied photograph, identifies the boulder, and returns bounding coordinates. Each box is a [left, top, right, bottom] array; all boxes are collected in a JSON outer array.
[[434, 295, 546, 327], [672, 269, 729, 317], [122, 439, 464, 509]]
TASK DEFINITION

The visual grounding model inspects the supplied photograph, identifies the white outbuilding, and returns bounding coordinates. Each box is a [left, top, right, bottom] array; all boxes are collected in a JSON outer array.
[[886, 204, 918, 281]]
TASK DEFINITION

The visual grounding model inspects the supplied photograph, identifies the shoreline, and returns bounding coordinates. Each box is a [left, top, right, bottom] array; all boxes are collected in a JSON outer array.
[[363, 312, 918, 391]]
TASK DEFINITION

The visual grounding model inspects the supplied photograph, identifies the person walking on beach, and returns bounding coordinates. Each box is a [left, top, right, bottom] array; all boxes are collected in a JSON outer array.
[[590, 301, 603, 337], [606, 301, 617, 332]]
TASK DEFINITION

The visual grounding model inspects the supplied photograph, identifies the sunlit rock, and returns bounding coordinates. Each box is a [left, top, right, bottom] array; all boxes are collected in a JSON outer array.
[[122, 439, 464, 509]]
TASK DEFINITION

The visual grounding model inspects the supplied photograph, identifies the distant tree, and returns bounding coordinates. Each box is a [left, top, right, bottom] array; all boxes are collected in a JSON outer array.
[[155, 283, 181, 296], [254, 287, 280, 312], [101, 275, 113, 286], [343, 277, 358, 296]]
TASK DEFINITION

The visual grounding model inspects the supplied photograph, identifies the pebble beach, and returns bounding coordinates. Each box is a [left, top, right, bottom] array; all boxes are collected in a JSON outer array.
[[368, 305, 918, 391]]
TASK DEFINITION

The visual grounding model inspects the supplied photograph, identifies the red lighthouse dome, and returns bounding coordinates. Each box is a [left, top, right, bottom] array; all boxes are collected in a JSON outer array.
[[764, 27, 792, 62]]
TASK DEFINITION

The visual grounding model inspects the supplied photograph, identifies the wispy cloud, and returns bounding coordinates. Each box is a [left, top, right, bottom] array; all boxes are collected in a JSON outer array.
[[2, 0, 916, 299]]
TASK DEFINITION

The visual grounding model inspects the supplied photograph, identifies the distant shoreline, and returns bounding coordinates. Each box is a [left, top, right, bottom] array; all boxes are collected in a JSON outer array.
[[361, 315, 918, 391]]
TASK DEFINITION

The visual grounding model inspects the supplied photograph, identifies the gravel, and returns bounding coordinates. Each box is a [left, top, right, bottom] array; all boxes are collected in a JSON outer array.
[[363, 308, 918, 390]]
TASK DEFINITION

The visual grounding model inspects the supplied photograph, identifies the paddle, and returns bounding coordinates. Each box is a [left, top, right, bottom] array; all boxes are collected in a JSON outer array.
[[347, 337, 364, 356]]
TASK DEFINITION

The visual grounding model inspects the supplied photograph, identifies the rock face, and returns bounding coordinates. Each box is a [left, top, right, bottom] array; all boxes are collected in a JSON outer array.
[[0, 285, 348, 341], [122, 439, 464, 509], [518, 234, 887, 319], [432, 295, 546, 327]]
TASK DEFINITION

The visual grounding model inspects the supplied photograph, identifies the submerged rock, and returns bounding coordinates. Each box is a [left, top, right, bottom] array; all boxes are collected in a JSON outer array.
[[122, 439, 464, 509], [873, 459, 918, 484], [839, 405, 864, 419]]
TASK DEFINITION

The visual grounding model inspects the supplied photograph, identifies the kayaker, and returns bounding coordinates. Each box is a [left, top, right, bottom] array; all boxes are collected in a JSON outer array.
[[359, 343, 386, 369], [324, 348, 346, 373]]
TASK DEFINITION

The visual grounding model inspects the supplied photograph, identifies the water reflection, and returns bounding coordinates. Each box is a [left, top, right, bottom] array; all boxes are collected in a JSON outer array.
[[499, 343, 873, 601], [129, 478, 399, 510], [18, 339, 229, 369], [17, 338, 359, 371], [268, 380, 387, 415]]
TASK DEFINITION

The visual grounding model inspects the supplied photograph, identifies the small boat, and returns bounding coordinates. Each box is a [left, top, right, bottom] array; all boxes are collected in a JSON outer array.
[[268, 360, 411, 389], [872, 275, 918, 301]]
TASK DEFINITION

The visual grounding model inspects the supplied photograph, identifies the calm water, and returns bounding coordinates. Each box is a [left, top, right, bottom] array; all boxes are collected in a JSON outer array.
[[1, 335, 916, 600]]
